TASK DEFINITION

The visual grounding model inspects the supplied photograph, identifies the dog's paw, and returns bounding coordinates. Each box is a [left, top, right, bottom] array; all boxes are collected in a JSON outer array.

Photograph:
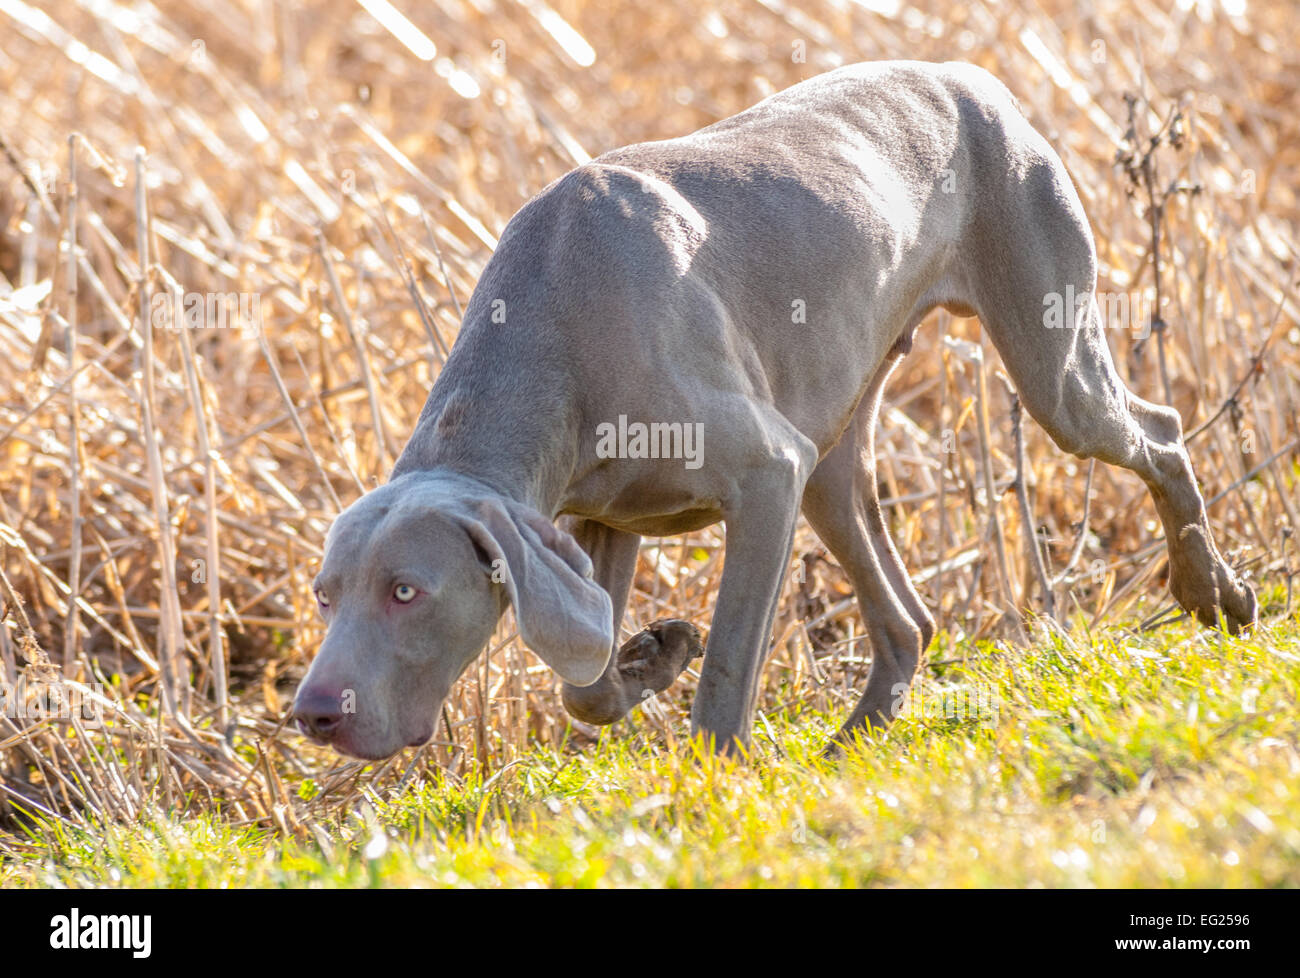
[[1168, 530, 1258, 634], [1172, 567, 1257, 633], [616, 618, 703, 699], [1213, 568, 1258, 634]]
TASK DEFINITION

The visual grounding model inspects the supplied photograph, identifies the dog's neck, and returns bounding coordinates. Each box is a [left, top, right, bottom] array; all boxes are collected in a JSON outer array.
[[390, 315, 579, 518]]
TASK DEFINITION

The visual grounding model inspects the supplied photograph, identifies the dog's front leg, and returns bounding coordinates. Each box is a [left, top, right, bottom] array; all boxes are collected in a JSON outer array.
[[560, 518, 702, 725], [692, 432, 816, 754]]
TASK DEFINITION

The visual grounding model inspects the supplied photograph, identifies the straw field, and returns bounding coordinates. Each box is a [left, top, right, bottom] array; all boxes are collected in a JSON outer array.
[[0, 0, 1296, 882]]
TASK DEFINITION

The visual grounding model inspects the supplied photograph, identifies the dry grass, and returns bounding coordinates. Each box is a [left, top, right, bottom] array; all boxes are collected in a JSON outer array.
[[0, 0, 1296, 842]]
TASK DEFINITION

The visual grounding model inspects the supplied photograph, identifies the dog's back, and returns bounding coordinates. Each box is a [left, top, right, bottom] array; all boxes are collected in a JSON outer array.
[[530, 62, 1038, 454]]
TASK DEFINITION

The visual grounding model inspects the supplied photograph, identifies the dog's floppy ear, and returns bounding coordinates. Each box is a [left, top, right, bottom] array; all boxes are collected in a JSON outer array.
[[457, 497, 613, 686]]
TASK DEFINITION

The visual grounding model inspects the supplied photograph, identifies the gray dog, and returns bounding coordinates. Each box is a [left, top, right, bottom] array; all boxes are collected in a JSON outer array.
[[293, 61, 1256, 760]]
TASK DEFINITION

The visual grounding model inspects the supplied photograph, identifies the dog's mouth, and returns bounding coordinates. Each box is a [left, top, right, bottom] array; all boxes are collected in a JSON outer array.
[[332, 733, 431, 759], [293, 716, 434, 760], [406, 724, 434, 748]]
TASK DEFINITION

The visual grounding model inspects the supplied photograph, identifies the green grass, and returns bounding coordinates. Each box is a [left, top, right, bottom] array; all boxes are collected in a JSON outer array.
[[3, 608, 1298, 888]]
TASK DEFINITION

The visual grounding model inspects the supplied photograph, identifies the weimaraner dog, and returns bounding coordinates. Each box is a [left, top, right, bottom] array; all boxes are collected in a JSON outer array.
[[294, 60, 1256, 760]]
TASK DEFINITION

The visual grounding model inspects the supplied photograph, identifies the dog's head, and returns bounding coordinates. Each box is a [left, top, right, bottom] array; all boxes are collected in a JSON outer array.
[[292, 471, 613, 759]]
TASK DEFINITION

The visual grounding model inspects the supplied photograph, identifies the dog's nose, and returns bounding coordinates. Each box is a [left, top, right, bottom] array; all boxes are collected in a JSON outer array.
[[293, 690, 344, 742]]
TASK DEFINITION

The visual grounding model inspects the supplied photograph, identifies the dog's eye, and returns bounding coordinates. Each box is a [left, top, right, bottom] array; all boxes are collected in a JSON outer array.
[[393, 584, 417, 603]]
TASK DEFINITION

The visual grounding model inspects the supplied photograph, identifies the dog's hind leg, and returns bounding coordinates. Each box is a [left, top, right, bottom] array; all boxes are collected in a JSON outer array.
[[802, 355, 937, 743], [965, 153, 1256, 632], [559, 518, 702, 725]]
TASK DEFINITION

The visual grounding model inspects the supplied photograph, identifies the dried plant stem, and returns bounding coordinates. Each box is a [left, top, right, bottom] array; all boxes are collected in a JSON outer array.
[[1145, 161, 1174, 408], [62, 133, 83, 677], [974, 341, 1024, 640], [934, 320, 951, 638], [255, 328, 345, 513], [1186, 289, 1286, 444], [134, 148, 187, 720], [1052, 459, 1096, 588], [317, 229, 393, 469], [360, 164, 450, 366], [175, 286, 229, 732], [420, 208, 465, 322], [1009, 393, 1055, 620]]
